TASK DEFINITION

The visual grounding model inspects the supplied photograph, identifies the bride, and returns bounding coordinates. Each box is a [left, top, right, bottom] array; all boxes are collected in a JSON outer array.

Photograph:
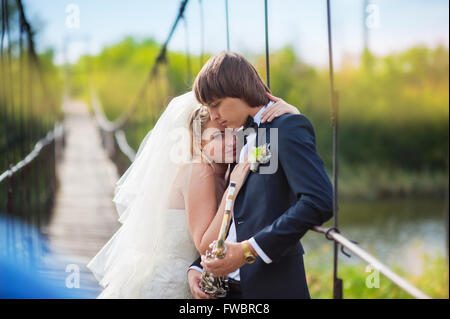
[[87, 91, 299, 298]]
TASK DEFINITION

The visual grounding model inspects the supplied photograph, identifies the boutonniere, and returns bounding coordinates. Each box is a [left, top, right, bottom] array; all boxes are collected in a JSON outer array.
[[247, 143, 272, 172]]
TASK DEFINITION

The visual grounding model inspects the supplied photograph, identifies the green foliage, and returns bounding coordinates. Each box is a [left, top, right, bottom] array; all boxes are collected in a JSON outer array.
[[305, 243, 449, 299], [0, 47, 63, 168], [253, 45, 449, 172], [71, 37, 208, 151], [335, 47, 449, 170], [71, 37, 449, 198]]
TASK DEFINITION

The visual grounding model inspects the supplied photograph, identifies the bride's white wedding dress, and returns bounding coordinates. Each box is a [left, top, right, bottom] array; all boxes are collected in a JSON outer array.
[[87, 92, 202, 298], [92, 209, 198, 298], [133, 209, 198, 299]]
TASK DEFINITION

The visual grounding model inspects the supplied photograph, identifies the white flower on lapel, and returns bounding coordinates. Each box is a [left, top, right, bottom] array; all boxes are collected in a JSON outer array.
[[247, 143, 272, 172]]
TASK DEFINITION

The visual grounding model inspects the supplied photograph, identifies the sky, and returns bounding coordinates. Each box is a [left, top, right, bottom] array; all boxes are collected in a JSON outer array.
[[24, 0, 449, 68]]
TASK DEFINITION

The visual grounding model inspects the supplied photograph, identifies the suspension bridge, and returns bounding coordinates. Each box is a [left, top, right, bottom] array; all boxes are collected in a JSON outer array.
[[0, 0, 436, 299]]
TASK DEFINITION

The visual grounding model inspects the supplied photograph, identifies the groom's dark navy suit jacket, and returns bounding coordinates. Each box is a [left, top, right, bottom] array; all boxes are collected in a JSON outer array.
[[191, 113, 333, 299]]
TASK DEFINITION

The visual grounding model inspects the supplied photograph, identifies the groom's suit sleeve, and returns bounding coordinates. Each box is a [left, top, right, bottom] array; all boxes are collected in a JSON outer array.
[[252, 114, 334, 263], [189, 256, 203, 273]]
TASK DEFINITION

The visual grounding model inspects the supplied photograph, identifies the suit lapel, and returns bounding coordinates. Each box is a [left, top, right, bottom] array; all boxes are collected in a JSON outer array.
[[238, 121, 270, 188]]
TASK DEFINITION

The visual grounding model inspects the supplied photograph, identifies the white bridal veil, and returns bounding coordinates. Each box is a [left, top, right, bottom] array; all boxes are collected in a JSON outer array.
[[87, 91, 201, 295]]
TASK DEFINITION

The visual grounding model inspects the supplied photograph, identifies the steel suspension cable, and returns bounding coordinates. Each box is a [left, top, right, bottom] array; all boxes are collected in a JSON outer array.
[[182, 14, 192, 84], [16, 0, 58, 118], [198, 0, 205, 66], [225, 0, 230, 51], [93, 0, 191, 132], [264, 0, 270, 89], [5, 1, 17, 165], [326, 0, 342, 299], [1, 0, 10, 172]]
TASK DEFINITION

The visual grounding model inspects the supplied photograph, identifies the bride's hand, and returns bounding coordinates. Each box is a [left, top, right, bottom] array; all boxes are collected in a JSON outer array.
[[261, 92, 301, 123], [187, 268, 214, 299], [229, 162, 251, 193], [216, 162, 250, 216]]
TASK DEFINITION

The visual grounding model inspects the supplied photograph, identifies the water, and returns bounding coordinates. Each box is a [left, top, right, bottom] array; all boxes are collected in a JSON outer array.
[[302, 197, 448, 275]]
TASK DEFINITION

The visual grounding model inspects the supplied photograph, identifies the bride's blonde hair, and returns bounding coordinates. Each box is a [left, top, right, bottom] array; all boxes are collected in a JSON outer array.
[[188, 105, 213, 165]]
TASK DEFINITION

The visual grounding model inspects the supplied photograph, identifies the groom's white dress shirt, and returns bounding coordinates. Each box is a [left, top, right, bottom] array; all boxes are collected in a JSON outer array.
[[190, 101, 274, 282], [226, 101, 274, 281]]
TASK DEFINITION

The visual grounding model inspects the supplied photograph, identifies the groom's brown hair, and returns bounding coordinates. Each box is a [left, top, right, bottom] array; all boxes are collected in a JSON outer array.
[[193, 51, 271, 108]]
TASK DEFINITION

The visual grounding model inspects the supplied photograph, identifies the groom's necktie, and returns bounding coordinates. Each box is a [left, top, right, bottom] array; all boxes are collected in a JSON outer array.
[[243, 115, 258, 130], [242, 115, 258, 145]]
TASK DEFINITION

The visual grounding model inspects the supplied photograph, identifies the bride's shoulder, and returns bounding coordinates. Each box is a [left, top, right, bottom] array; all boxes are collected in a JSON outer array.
[[174, 163, 215, 196], [178, 163, 214, 184], [179, 162, 214, 179]]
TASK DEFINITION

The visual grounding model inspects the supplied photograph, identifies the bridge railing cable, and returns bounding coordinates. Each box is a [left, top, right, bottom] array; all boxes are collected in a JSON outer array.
[[90, 0, 191, 165], [260, 0, 432, 299], [312, 226, 432, 299], [89, 0, 434, 299], [1, 0, 66, 262], [15, 0, 59, 119], [307, 0, 431, 300]]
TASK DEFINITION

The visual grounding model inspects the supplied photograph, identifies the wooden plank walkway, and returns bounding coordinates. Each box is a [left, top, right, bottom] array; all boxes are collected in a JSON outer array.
[[44, 98, 121, 296]]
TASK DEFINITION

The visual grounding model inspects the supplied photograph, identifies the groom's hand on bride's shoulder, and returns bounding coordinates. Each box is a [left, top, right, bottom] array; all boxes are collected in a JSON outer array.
[[261, 92, 301, 123], [187, 268, 215, 299]]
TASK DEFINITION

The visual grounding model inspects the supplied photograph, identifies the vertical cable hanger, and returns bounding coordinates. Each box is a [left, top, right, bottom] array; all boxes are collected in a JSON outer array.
[[362, 0, 369, 51], [225, 0, 230, 51], [5, 0, 16, 165], [198, 0, 205, 66], [264, 0, 270, 89], [16, 0, 26, 241], [1, 0, 10, 174], [2, 0, 15, 258], [181, 14, 192, 84], [18, 7, 25, 160], [18, 0, 41, 256], [326, 0, 342, 299], [18, 6, 33, 262]]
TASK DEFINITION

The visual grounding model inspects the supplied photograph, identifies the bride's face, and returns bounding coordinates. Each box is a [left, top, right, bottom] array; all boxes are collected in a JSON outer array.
[[201, 120, 236, 164]]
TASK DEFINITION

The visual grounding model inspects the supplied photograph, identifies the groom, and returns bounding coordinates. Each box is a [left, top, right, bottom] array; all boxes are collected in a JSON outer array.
[[187, 51, 333, 299]]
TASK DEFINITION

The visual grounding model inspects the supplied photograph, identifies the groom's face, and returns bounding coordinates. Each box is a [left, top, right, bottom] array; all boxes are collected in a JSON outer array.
[[208, 97, 251, 129]]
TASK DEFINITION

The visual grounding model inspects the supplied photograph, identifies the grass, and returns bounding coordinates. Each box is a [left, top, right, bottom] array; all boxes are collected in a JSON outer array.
[[305, 243, 449, 299]]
